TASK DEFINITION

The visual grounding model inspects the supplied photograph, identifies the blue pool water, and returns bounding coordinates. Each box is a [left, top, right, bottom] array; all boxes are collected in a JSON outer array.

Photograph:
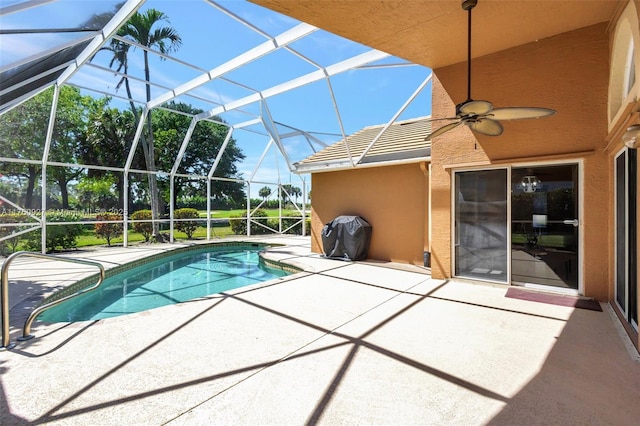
[[39, 246, 289, 322]]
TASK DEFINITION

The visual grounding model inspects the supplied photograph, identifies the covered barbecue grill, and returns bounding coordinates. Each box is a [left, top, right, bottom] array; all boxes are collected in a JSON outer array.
[[321, 215, 372, 261]]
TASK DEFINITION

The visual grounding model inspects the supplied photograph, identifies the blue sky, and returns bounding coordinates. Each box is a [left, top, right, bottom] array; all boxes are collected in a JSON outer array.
[[1, 0, 432, 197]]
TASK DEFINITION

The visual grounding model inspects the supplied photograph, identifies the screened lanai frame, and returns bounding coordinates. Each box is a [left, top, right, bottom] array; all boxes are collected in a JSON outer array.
[[0, 0, 432, 252]]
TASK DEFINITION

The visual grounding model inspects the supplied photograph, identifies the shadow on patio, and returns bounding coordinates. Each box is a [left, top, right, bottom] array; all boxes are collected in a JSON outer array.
[[1, 248, 639, 425]]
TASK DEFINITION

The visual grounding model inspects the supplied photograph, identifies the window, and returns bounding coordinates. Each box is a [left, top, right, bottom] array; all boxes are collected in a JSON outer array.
[[625, 40, 636, 98]]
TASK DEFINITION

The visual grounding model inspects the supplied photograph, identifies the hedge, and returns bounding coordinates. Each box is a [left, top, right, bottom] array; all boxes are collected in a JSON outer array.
[[174, 208, 199, 239], [23, 211, 84, 252], [230, 209, 271, 235], [0, 212, 30, 255]]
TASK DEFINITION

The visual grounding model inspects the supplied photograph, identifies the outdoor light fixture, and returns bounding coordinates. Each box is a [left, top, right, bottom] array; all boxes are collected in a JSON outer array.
[[520, 175, 542, 193], [622, 124, 640, 149]]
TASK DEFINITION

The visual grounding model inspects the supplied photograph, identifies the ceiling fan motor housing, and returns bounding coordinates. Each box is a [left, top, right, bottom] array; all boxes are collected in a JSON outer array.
[[462, 0, 478, 11]]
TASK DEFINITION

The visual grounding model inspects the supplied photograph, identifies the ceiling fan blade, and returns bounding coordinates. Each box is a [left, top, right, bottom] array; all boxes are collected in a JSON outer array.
[[428, 116, 460, 122], [489, 107, 556, 121], [424, 121, 462, 140], [458, 99, 493, 115], [469, 118, 503, 136]]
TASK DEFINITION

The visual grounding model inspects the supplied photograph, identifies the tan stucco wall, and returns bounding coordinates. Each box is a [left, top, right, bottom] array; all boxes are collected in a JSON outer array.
[[310, 163, 428, 266], [606, 1, 640, 348], [430, 23, 610, 300]]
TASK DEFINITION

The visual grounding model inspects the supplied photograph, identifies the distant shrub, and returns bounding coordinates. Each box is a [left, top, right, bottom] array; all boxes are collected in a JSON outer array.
[[174, 208, 199, 239], [230, 209, 270, 235], [95, 212, 123, 246], [177, 195, 207, 210], [131, 209, 153, 242], [0, 212, 30, 255], [249, 198, 279, 209], [24, 211, 84, 252], [279, 213, 312, 235]]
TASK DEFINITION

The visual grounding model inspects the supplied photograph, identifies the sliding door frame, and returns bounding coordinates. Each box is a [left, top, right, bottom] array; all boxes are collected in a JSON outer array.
[[614, 146, 638, 331], [451, 159, 584, 294], [451, 166, 511, 284]]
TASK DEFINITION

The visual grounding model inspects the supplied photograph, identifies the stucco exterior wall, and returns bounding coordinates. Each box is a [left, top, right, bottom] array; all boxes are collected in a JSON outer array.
[[606, 1, 640, 348], [310, 163, 428, 266], [430, 23, 610, 299]]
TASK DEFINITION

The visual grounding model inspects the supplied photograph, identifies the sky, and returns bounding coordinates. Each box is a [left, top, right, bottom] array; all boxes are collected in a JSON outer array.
[[1, 0, 432, 198]]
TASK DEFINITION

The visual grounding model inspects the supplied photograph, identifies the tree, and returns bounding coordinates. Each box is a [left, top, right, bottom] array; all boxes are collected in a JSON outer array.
[[290, 186, 302, 204], [0, 88, 52, 208], [76, 175, 119, 211], [95, 212, 123, 246], [280, 184, 301, 205], [0, 86, 99, 209], [151, 102, 245, 207], [48, 86, 103, 209], [81, 103, 139, 209], [259, 186, 272, 200], [106, 8, 182, 238]]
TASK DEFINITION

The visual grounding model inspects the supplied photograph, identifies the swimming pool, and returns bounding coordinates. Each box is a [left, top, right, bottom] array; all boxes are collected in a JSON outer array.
[[38, 245, 290, 322]]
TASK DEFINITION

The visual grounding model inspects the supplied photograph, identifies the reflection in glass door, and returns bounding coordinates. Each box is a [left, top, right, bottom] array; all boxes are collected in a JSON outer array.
[[511, 164, 579, 289], [454, 169, 508, 283]]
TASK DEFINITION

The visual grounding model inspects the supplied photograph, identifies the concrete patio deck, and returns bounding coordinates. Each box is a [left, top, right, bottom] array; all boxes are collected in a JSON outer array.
[[1, 235, 639, 425]]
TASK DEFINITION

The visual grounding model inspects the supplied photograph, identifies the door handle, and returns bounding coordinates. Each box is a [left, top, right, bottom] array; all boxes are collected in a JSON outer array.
[[563, 219, 579, 227]]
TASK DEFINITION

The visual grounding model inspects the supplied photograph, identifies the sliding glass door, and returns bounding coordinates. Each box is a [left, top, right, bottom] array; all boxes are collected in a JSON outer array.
[[511, 165, 579, 289], [615, 148, 638, 330], [454, 169, 508, 282], [454, 163, 581, 290]]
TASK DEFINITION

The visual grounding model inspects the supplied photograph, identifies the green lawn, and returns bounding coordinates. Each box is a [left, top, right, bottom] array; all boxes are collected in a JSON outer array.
[[76, 224, 237, 247], [5, 209, 305, 252], [511, 233, 571, 249], [199, 209, 305, 218]]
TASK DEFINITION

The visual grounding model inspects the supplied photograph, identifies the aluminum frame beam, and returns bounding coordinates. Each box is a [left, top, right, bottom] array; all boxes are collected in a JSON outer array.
[[147, 22, 318, 110], [55, 0, 144, 86], [194, 49, 390, 122]]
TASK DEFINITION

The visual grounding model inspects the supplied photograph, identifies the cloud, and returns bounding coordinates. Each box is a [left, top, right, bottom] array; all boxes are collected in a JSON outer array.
[[1, 34, 79, 67]]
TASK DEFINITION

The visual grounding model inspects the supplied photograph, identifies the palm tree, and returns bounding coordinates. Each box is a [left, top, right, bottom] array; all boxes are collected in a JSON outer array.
[[291, 186, 302, 205], [107, 9, 182, 239], [259, 186, 272, 201]]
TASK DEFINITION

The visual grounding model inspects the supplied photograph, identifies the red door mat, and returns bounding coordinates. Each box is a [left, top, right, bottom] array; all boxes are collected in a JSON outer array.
[[505, 288, 602, 311]]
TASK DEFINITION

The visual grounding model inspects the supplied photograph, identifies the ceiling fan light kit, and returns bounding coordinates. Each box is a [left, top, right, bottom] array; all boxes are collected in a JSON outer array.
[[425, 0, 555, 140]]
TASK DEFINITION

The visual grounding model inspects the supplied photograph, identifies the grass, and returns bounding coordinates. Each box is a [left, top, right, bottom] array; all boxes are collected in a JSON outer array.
[[511, 233, 571, 249], [76, 225, 236, 248], [3, 209, 307, 253], [200, 209, 304, 218]]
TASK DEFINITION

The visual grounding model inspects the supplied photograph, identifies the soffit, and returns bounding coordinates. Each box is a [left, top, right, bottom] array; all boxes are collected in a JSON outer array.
[[250, 0, 620, 69]]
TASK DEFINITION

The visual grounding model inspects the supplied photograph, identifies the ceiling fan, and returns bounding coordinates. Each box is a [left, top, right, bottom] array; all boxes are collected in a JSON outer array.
[[425, 0, 555, 140]]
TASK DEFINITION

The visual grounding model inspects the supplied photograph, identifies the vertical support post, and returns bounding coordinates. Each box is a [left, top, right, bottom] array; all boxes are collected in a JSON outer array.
[[169, 176, 175, 243], [246, 182, 251, 236], [206, 178, 211, 240], [123, 172, 129, 247], [302, 179, 307, 237], [278, 183, 282, 234], [40, 84, 61, 253], [124, 108, 149, 247]]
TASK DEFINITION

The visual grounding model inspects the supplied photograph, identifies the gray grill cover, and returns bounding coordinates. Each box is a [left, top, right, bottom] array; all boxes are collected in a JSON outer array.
[[321, 215, 372, 261]]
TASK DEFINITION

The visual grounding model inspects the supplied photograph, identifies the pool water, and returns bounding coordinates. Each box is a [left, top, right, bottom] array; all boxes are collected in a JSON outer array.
[[39, 247, 289, 322]]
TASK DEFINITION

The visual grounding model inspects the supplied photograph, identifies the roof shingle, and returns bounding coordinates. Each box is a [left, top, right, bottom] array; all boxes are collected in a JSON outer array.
[[294, 116, 432, 172]]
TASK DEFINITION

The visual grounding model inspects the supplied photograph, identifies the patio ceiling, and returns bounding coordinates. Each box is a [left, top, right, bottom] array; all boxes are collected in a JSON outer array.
[[250, 0, 621, 71], [0, 0, 432, 180]]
